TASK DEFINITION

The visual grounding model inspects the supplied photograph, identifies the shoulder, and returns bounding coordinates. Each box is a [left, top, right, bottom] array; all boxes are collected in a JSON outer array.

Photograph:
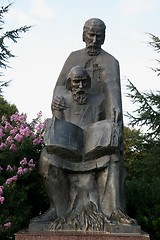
[[65, 48, 90, 68], [100, 49, 119, 64], [69, 48, 85, 55]]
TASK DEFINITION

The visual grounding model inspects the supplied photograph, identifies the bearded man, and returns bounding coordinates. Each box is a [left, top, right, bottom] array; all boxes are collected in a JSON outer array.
[[56, 66, 105, 127], [31, 66, 108, 230]]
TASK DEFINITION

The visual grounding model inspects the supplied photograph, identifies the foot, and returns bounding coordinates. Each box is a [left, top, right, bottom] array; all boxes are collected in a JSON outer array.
[[110, 209, 137, 225], [31, 208, 57, 223]]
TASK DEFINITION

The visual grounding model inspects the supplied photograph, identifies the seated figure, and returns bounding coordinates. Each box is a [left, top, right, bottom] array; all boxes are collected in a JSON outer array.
[[29, 66, 136, 232]]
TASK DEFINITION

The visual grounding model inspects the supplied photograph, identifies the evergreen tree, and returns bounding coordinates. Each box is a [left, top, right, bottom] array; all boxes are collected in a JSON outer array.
[[0, 3, 31, 94], [0, 96, 17, 118], [125, 34, 160, 240]]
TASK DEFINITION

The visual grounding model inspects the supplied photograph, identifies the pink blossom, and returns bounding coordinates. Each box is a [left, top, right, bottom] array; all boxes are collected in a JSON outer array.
[[17, 167, 24, 175], [5, 178, 13, 184], [0, 142, 6, 150], [14, 133, 23, 142], [6, 165, 13, 172], [1, 115, 6, 123], [37, 111, 42, 118], [10, 112, 26, 123], [0, 166, 3, 171], [35, 122, 45, 131], [20, 158, 27, 165], [10, 127, 18, 135], [5, 175, 18, 184], [0, 128, 4, 138], [6, 136, 13, 144], [12, 175, 18, 181], [4, 121, 13, 131], [33, 137, 42, 145], [35, 123, 42, 131], [17, 166, 29, 175], [10, 113, 20, 122], [23, 168, 28, 174], [19, 114, 27, 123], [0, 196, 4, 204], [4, 222, 11, 228], [9, 143, 17, 151], [28, 159, 35, 168], [19, 125, 31, 137]]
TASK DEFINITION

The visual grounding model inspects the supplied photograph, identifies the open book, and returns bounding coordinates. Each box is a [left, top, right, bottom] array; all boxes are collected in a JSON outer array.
[[44, 117, 119, 162]]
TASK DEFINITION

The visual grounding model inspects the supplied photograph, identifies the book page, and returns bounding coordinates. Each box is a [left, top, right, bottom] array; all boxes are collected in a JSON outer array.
[[83, 120, 119, 161]]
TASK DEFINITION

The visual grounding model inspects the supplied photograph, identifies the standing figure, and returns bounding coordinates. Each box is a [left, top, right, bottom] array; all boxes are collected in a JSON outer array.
[[52, 18, 127, 222]]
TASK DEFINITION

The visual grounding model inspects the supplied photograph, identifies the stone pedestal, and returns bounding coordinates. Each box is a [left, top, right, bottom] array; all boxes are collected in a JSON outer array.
[[15, 230, 150, 240]]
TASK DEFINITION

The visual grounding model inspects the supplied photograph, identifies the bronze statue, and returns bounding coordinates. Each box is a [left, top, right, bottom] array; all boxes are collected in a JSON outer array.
[[29, 18, 138, 233]]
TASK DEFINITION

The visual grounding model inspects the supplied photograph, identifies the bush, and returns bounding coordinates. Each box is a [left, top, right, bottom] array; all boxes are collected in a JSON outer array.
[[0, 112, 49, 239]]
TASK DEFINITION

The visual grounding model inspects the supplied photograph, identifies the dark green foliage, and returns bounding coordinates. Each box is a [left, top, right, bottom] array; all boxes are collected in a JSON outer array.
[[125, 34, 160, 240], [124, 127, 147, 179], [126, 80, 160, 137], [125, 134, 160, 240], [0, 96, 17, 119]]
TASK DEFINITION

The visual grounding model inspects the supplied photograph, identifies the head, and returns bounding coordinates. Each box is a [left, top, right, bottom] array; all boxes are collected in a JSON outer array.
[[66, 66, 91, 105], [83, 18, 106, 56]]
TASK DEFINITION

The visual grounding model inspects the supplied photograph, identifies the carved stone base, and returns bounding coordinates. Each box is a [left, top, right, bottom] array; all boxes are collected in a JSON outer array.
[[28, 222, 142, 234], [15, 230, 150, 240]]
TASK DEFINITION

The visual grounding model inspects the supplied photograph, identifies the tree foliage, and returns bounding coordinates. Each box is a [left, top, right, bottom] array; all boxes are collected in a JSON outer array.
[[124, 127, 147, 179], [0, 3, 31, 94], [126, 80, 160, 137], [125, 34, 160, 240], [0, 96, 17, 119]]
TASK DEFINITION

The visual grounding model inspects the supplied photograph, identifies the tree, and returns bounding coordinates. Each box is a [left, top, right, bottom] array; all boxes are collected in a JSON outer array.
[[124, 126, 146, 179], [126, 80, 160, 137], [126, 34, 160, 137], [0, 3, 31, 95], [0, 96, 17, 119], [125, 34, 160, 240], [124, 128, 160, 240]]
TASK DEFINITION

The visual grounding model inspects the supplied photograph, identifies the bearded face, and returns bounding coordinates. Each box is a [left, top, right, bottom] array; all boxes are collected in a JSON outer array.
[[72, 89, 87, 105], [71, 78, 88, 105], [83, 28, 105, 56]]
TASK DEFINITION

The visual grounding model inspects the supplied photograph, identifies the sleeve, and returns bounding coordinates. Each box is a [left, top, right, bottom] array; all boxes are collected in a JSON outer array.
[[103, 59, 123, 126]]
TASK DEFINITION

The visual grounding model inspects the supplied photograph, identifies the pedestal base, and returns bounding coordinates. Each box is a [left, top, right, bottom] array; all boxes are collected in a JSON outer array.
[[28, 221, 142, 234], [15, 230, 150, 240]]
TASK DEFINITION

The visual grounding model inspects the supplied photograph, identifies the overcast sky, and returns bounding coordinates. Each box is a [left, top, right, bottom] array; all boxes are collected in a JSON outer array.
[[1, 0, 160, 124]]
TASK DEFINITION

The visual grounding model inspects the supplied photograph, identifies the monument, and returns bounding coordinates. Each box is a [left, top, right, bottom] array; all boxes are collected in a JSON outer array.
[[15, 18, 150, 240]]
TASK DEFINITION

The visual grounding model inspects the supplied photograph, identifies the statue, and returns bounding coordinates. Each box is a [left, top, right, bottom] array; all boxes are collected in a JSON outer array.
[[29, 18, 139, 233]]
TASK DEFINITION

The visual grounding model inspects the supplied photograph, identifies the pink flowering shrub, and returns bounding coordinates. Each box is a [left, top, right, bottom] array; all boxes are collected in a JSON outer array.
[[0, 112, 48, 239]]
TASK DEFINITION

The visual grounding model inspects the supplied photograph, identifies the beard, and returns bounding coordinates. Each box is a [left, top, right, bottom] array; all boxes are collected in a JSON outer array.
[[72, 90, 87, 105], [86, 43, 101, 56]]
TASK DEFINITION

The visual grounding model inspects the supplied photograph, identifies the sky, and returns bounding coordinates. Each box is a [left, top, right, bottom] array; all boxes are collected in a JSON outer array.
[[1, 0, 160, 124]]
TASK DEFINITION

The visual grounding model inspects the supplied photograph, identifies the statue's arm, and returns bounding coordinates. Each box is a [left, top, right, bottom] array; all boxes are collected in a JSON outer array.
[[103, 59, 123, 126]]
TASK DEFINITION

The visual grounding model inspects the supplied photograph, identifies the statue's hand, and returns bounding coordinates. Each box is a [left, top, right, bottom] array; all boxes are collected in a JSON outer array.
[[51, 96, 68, 112], [111, 107, 123, 143]]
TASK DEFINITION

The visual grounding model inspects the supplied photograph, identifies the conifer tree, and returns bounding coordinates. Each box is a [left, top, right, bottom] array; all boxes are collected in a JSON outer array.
[[0, 3, 31, 94]]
